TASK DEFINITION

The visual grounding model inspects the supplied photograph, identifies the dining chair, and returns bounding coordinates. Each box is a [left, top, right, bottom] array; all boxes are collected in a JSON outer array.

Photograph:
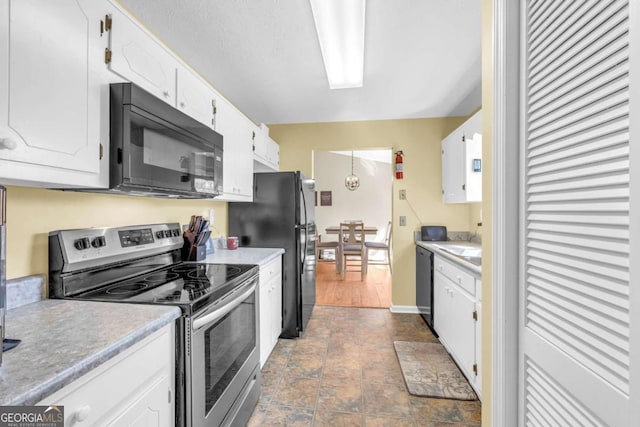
[[316, 231, 339, 269], [364, 221, 392, 273], [339, 221, 366, 280]]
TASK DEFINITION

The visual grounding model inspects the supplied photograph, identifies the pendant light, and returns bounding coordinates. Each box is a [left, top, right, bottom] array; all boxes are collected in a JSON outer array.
[[344, 151, 360, 191]]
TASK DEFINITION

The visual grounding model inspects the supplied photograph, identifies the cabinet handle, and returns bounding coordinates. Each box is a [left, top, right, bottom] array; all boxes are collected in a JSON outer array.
[[180, 101, 185, 108], [163, 91, 170, 98], [74, 405, 91, 422], [457, 275, 462, 283], [0, 138, 17, 150]]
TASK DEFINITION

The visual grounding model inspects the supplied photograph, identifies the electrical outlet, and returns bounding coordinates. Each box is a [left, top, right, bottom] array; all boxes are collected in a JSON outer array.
[[399, 189, 406, 200], [399, 216, 407, 226]]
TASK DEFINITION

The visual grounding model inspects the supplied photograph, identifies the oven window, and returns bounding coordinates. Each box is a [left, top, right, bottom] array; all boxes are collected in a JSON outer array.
[[204, 294, 256, 413]]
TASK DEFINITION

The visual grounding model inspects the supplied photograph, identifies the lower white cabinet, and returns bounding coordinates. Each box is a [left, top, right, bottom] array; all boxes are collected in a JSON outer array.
[[38, 323, 175, 426], [259, 256, 283, 368], [433, 255, 481, 398]]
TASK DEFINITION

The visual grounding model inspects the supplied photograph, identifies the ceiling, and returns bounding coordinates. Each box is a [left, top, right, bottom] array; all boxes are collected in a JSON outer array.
[[118, 0, 482, 125]]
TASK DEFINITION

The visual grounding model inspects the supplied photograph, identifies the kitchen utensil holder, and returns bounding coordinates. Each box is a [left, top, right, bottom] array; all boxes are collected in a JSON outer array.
[[182, 238, 206, 261]]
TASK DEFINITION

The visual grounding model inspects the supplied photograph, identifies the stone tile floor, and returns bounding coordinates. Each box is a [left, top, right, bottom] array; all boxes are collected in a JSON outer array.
[[247, 306, 481, 426]]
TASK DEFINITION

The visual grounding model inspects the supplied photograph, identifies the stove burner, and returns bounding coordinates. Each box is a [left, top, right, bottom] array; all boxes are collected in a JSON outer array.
[[107, 283, 149, 294], [144, 272, 180, 283], [170, 264, 201, 273]]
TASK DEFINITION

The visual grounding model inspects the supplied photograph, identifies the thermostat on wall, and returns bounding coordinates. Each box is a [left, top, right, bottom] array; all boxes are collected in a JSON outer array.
[[473, 159, 482, 172]]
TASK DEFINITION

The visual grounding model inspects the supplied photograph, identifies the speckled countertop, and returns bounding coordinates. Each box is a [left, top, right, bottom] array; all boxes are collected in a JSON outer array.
[[416, 241, 482, 275], [201, 247, 284, 266], [0, 300, 180, 406]]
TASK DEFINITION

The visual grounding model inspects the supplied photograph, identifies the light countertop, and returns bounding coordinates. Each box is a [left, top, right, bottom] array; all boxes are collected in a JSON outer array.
[[416, 241, 482, 275], [0, 300, 180, 406], [201, 247, 284, 266]]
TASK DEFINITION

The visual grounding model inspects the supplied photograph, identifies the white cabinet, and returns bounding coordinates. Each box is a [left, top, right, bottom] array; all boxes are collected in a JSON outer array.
[[176, 66, 219, 130], [253, 125, 280, 172], [0, 0, 109, 187], [38, 324, 175, 426], [433, 255, 481, 398], [442, 110, 482, 203], [107, 6, 223, 132], [216, 98, 254, 201], [259, 256, 283, 368], [107, 5, 177, 107]]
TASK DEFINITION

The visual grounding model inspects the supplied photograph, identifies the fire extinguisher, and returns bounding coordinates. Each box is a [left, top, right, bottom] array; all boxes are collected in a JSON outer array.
[[395, 151, 404, 179]]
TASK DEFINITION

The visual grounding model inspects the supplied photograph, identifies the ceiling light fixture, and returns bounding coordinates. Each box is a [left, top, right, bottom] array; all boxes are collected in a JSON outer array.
[[345, 151, 360, 191], [309, 0, 365, 89]]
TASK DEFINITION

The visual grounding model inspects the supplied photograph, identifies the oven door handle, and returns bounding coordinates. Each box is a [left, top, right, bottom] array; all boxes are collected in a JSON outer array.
[[192, 283, 257, 331]]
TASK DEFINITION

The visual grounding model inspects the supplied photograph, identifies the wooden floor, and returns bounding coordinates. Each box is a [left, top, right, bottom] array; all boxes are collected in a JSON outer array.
[[315, 261, 392, 308]]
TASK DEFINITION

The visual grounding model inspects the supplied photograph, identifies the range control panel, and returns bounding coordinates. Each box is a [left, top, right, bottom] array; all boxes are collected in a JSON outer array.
[[52, 223, 184, 272]]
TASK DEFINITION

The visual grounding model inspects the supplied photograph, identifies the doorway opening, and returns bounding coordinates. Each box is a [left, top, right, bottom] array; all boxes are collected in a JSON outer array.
[[312, 149, 393, 308]]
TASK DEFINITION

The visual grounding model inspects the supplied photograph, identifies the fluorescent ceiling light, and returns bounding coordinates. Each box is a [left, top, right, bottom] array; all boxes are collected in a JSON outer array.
[[310, 0, 365, 89]]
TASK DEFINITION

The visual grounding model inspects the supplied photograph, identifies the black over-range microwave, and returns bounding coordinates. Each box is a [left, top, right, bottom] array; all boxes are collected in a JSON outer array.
[[109, 82, 223, 198]]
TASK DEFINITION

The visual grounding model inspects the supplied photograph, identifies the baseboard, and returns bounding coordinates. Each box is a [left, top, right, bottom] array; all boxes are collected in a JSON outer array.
[[389, 304, 420, 314]]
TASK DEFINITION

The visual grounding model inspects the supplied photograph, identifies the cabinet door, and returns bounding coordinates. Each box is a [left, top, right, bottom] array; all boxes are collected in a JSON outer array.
[[259, 279, 271, 368], [107, 375, 173, 427], [39, 325, 174, 426], [253, 133, 280, 172], [0, 0, 103, 175], [441, 132, 465, 203], [271, 271, 283, 346], [433, 271, 450, 339], [266, 137, 280, 170], [475, 300, 482, 398], [216, 98, 254, 201], [107, 5, 176, 106], [447, 280, 477, 380], [176, 66, 218, 130]]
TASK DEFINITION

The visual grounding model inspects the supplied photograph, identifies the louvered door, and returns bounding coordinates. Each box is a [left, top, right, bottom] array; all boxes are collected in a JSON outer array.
[[520, 0, 636, 425]]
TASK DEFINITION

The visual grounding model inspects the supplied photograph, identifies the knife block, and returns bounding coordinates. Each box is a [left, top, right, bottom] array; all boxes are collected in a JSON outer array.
[[182, 237, 206, 261]]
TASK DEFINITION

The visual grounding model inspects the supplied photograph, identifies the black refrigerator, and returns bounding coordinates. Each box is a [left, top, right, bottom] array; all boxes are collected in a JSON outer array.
[[228, 172, 316, 338]]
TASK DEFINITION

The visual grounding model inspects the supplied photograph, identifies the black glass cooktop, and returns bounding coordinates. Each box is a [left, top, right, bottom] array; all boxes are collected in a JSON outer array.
[[75, 263, 257, 314]]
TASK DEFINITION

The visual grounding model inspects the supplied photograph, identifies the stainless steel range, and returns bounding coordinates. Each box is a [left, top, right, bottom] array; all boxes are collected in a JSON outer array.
[[48, 223, 260, 427]]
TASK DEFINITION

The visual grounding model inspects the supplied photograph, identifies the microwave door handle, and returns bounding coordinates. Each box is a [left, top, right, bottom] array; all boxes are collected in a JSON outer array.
[[192, 283, 256, 331]]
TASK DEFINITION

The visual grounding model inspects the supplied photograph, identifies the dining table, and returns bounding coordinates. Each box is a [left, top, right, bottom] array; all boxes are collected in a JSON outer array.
[[325, 225, 378, 235]]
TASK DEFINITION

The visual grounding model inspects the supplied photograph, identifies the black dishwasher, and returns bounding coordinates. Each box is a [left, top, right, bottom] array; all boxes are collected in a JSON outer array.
[[416, 245, 436, 334]]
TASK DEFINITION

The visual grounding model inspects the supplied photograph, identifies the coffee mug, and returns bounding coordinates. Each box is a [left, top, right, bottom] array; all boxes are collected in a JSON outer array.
[[227, 236, 239, 250]]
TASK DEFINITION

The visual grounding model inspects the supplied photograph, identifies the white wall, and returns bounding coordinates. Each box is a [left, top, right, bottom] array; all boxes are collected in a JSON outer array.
[[313, 150, 392, 249]]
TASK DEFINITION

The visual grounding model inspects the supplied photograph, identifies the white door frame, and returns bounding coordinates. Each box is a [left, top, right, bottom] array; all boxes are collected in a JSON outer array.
[[491, 0, 521, 426]]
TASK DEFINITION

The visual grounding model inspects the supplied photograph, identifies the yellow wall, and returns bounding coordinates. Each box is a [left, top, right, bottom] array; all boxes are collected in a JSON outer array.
[[4, 186, 227, 281], [270, 117, 470, 307], [481, 0, 493, 424]]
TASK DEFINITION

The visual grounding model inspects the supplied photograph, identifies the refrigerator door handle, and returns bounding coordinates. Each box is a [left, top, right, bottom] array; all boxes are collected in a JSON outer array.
[[300, 180, 308, 266]]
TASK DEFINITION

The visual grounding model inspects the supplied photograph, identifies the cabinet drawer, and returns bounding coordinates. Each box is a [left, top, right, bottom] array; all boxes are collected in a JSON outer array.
[[38, 325, 174, 426], [434, 256, 475, 296], [260, 257, 282, 284]]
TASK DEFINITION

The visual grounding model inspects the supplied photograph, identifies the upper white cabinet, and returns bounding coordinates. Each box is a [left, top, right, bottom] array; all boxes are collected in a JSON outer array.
[[254, 124, 280, 172], [0, 0, 109, 187], [442, 110, 482, 203], [216, 98, 254, 201], [176, 65, 219, 130], [107, 6, 177, 107]]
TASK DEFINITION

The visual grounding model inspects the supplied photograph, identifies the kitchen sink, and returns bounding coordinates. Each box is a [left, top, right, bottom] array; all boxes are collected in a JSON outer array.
[[432, 244, 482, 266]]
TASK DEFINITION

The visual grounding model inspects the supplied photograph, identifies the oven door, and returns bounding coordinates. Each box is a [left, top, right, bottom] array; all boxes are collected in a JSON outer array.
[[190, 277, 260, 427]]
